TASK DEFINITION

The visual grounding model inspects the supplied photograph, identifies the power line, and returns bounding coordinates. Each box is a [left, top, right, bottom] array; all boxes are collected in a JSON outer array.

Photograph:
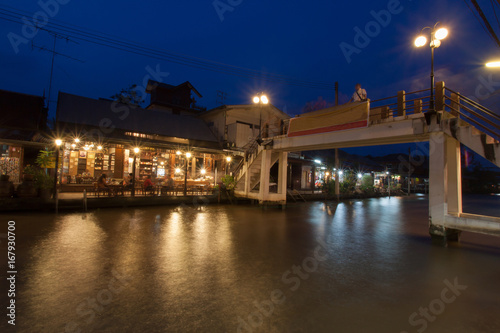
[[490, 0, 500, 31], [462, 0, 498, 45], [0, 5, 336, 90], [469, 0, 500, 47], [30, 31, 83, 112]]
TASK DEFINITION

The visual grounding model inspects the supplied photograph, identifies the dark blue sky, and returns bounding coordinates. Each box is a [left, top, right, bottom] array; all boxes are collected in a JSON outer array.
[[1, 0, 500, 156]]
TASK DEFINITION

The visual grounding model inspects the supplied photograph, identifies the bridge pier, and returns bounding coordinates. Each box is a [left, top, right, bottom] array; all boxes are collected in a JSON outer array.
[[257, 150, 287, 205], [428, 132, 462, 244]]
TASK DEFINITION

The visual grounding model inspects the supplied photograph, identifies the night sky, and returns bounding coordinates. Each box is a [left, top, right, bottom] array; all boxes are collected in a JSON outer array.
[[1, 0, 499, 156]]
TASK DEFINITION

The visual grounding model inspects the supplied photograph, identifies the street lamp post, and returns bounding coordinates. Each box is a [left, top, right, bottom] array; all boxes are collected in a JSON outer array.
[[386, 170, 391, 198], [415, 22, 448, 123], [252, 93, 269, 140], [184, 152, 191, 196], [225, 156, 231, 175], [54, 139, 62, 198], [131, 147, 139, 197]]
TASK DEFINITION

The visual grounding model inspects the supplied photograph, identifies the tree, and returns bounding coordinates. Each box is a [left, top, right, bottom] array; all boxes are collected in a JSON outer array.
[[36, 150, 55, 174], [111, 84, 145, 107], [302, 96, 331, 113]]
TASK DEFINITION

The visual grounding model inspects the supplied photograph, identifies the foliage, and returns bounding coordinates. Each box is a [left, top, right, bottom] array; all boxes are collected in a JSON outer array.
[[359, 175, 375, 194], [302, 97, 331, 113], [34, 170, 54, 190], [111, 84, 145, 107], [322, 179, 336, 195], [23, 164, 39, 176], [221, 175, 236, 190], [36, 150, 55, 170], [340, 173, 357, 194]]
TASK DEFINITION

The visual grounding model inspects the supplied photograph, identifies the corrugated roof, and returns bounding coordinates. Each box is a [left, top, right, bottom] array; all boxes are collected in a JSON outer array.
[[57, 92, 218, 143]]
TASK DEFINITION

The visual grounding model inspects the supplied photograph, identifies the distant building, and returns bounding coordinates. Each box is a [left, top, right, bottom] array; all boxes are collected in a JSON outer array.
[[199, 104, 290, 148], [0, 89, 48, 184], [146, 80, 206, 115], [56, 91, 221, 185]]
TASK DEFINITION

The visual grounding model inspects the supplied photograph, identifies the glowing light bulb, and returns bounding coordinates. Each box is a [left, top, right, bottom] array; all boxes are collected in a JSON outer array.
[[435, 28, 448, 40], [414, 36, 427, 47]]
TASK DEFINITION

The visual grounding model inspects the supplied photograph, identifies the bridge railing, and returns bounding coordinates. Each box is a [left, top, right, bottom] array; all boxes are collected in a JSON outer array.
[[368, 81, 499, 140], [443, 87, 500, 141], [232, 137, 261, 182], [370, 88, 432, 121]]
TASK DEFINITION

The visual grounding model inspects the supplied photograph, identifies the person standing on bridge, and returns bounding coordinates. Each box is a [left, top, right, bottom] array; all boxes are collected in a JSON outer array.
[[349, 83, 367, 102]]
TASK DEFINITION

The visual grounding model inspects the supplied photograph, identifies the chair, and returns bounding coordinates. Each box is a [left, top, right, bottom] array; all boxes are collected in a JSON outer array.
[[143, 185, 155, 196], [175, 184, 184, 196], [96, 184, 111, 197]]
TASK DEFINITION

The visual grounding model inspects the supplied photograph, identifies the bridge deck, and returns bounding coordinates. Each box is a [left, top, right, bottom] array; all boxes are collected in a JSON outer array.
[[273, 113, 429, 151]]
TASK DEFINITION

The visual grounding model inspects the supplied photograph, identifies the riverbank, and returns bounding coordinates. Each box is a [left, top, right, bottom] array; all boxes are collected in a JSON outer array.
[[0, 190, 408, 212], [0, 194, 231, 212]]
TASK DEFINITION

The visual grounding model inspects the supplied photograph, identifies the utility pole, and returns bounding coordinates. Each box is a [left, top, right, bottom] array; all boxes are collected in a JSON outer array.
[[335, 81, 339, 106], [408, 147, 411, 196]]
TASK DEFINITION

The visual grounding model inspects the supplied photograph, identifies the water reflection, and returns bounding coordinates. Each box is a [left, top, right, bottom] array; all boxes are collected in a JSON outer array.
[[5, 195, 500, 332]]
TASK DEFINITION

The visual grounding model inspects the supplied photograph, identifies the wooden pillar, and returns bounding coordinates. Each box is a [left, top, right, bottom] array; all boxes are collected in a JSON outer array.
[[191, 157, 196, 178], [450, 93, 460, 117], [397, 90, 406, 116], [414, 99, 422, 114], [435, 81, 445, 112], [114, 148, 124, 178], [170, 153, 175, 177]]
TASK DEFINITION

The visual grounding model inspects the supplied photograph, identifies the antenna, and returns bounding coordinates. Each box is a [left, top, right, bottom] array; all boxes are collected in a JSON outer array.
[[32, 29, 84, 112], [216, 90, 227, 106]]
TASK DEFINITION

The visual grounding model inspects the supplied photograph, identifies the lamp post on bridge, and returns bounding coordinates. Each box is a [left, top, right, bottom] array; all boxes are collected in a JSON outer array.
[[253, 93, 269, 141], [414, 22, 448, 123]]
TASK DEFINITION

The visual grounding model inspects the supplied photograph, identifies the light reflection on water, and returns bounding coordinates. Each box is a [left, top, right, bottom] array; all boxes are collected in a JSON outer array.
[[2, 195, 500, 332]]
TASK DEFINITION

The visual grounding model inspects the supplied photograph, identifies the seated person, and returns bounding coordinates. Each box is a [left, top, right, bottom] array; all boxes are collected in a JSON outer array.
[[167, 175, 174, 189], [97, 174, 108, 188], [123, 173, 133, 189], [97, 173, 114, 195], [143, 175, 154, 192]]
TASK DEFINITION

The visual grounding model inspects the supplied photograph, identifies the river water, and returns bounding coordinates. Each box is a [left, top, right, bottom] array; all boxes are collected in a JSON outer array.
[[1, 194, 499, 333]]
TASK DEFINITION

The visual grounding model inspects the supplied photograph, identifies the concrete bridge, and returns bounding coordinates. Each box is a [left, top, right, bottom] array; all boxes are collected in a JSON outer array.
[[232, 81, 500, 241]]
